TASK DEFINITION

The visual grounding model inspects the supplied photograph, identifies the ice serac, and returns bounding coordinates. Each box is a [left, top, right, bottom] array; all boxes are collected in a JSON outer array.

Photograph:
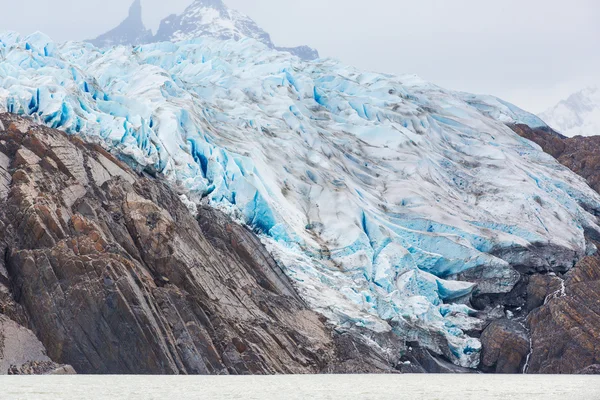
[[539, 86, 600, 138], [88, 0, 153, 48], [1, 32, 600, 369]]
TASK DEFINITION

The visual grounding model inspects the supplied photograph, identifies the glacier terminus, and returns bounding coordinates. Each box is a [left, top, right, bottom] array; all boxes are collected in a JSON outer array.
[[1, 31, 600, 369]]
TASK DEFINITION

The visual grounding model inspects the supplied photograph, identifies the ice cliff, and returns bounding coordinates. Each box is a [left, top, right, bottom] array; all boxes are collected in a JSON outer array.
[[1, 32, 599, 368]]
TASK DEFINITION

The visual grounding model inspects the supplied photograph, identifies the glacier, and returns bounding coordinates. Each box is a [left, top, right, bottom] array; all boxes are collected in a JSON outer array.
[[2, 31, 600, 368]]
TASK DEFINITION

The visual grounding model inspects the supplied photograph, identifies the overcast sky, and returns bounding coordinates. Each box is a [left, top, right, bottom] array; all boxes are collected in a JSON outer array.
[[1, 0, 598, 112]]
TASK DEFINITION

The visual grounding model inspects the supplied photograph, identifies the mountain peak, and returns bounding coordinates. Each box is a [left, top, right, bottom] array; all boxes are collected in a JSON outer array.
[[183, 0, 229, 15], [88, 0, 319, 60], [154, 0, 274, 47], [88, 0, 153, 48], [129, 0, 143, 20], [539, 85, 600, 137], [190, 0, 227, 8]]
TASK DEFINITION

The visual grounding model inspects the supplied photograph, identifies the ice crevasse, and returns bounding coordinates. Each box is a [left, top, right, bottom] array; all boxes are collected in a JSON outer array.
[[1, 31, 600, 368]]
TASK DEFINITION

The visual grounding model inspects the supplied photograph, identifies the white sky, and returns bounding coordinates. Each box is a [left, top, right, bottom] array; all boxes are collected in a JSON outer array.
[[1, 0, 598, 112]]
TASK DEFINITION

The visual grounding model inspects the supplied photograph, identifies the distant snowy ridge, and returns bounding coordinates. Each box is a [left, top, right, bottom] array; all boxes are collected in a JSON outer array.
[[2, 32, 600, 368], [539, 86, 600, 137], [89, 0, 319, 60]]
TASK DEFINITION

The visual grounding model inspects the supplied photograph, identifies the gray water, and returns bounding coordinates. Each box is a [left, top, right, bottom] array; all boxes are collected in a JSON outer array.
[[2, 375, 599, 399]]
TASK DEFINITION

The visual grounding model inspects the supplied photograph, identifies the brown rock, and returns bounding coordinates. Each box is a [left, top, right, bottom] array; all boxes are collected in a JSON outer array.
[[526, 274, 562, 312], [480, 319, 530, 374], [526, 255, 600, 374], [13, 148, 41, 167]]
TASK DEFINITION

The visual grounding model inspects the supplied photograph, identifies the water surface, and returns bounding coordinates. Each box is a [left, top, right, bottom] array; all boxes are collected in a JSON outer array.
[[2, 374, 599, 399]]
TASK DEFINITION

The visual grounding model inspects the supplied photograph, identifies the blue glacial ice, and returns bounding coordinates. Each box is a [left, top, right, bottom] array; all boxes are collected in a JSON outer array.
[[1, 31, 600, 368]]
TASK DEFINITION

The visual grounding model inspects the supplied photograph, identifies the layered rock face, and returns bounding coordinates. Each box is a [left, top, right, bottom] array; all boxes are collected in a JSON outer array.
[[0, 114, 396, 374], [479, 319, 530, 374], [526, 255, 600, 373]]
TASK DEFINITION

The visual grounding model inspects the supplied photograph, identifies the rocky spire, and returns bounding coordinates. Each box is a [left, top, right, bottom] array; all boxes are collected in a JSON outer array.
[[128, 0, 144, 27], [87, 0, 153, 48]]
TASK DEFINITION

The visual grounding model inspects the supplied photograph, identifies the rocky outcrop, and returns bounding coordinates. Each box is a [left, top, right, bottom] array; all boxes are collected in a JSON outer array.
[[400, 345, 477, 374], [0, 315, 74, 375], [525, 255, 600, 373], [578, 365, 600, 375], [479, 319, 529, 374], [477, 245, 600, 375], [8, 362, 76, 375], [0, 113, 394, 374]]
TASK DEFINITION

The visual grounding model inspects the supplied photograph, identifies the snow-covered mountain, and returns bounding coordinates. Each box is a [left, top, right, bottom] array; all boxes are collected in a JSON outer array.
[[2, 32, 600, 369], [89, 0, 319, 60], [154, 0, 272, 46], [539, 86, 600, 137]]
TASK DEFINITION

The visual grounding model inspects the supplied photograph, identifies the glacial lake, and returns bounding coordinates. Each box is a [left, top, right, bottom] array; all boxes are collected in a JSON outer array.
[[1, 374, 599, 399]]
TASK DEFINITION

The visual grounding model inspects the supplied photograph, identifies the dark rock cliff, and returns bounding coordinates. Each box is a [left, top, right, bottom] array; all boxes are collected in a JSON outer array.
[[0, 113, 394, 374]]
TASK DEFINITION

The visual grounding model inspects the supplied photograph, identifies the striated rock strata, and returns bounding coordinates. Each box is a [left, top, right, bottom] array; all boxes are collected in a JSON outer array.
[[526, 255, 600, 373]]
